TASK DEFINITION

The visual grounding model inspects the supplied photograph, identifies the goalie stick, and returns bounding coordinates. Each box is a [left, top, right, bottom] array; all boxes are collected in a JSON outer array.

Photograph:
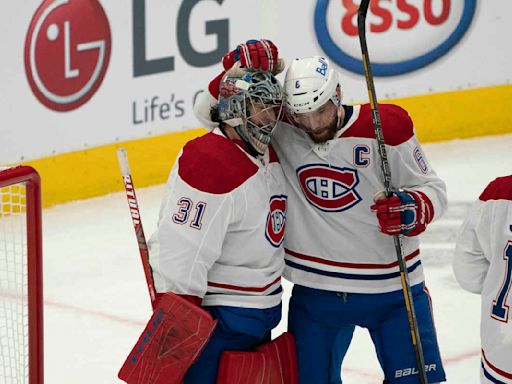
[[117, 148, 157, 308], [357, 2, 428, 383]]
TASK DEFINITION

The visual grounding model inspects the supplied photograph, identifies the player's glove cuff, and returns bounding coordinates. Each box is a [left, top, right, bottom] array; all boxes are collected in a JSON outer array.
[[155, 292, 202, 307], [370, 190, 433, 237]]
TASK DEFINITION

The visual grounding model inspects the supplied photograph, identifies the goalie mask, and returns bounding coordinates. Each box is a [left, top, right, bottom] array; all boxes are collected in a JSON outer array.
[[218, 70, 284, 156]]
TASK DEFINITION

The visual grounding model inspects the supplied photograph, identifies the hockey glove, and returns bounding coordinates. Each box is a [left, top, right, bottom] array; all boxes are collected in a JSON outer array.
[[209, 39, 281, 99], [371, 190, 433, 237], [222, 39, 279, 72]]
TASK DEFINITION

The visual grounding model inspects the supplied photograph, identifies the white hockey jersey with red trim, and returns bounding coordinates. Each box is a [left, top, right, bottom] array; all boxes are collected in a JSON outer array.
[[454, 175, 512, 383], [148, 129, 287, 309], [272, 103, 447, 293]]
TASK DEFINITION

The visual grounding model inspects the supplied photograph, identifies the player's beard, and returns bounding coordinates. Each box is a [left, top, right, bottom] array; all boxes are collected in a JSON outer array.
[[307, 117, 339, 143]]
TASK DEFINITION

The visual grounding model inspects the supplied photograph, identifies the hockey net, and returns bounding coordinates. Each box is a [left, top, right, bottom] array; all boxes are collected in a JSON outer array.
[[0, 166, 43, 384]]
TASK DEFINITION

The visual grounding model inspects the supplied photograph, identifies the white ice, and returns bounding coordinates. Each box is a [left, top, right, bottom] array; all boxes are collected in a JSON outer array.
[[41, 134, 512, 383]]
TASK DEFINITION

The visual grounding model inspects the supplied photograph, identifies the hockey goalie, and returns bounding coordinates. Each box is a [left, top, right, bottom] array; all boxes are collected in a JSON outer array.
[[118, 39, 298, 384]]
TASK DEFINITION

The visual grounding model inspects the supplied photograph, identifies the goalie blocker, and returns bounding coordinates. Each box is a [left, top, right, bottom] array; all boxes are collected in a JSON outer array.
[[119, 292, 298, 384]]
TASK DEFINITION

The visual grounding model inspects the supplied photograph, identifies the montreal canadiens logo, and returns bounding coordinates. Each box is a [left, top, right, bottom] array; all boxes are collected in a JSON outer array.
[[24, 0, 111, 111], [314, 0, 476, 76], [297, 164, 361, 212], [266, 195, 287, 248]]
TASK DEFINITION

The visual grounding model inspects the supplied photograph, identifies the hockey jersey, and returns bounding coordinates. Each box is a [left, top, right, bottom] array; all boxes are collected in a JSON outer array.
[[271, 103, 447, 293], [454, 175, 512, 383], [148, 129, 287, 309]]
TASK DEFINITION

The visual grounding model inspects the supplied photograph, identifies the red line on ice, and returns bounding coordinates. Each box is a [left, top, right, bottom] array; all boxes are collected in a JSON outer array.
[[44, 299, 146, 327]]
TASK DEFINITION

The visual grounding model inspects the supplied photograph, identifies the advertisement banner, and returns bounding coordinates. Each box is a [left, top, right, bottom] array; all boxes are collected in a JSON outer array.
[[1, 0, 511, 164]]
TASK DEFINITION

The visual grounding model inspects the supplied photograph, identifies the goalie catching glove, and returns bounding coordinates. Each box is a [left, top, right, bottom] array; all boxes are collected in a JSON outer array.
[[371, 190, 433, 237]]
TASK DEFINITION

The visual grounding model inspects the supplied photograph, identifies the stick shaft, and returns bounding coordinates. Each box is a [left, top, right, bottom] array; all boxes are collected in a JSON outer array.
[[117, 148, 157, 308], [357, 3, 428, 383]]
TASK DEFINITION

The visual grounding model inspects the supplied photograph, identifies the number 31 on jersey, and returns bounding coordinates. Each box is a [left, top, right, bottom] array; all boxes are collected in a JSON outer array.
[[172, 197, 207, 230]]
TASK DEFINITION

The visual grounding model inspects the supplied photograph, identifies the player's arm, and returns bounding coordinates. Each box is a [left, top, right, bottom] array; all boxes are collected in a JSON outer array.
[[148, 159, 233, 300], [453, 200, 489, 294], [194, 89, 219, 130], [371, 105, 447, 236]]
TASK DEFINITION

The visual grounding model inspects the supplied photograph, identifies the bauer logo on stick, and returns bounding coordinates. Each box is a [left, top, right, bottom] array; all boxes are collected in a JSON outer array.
[[24, 0, 112, 111], [314, 0, 476, 76], [296, 164, 361, 212]]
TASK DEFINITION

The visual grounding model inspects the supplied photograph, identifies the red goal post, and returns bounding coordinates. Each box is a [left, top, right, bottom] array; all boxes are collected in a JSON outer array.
[[0, 166, 43, 384]]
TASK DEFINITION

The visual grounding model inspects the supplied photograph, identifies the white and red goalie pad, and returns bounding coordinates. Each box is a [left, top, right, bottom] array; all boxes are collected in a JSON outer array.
[[118, 292, 217, 384], [216, 332, 299, 384]]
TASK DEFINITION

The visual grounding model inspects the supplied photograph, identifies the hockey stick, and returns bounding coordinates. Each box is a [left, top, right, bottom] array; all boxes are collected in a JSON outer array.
[[357, 2, 428, 383], [117, 148, 157, 309]]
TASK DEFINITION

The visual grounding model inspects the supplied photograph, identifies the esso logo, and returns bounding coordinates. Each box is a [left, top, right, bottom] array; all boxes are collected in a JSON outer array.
[[297, 164, 361, 212], [266, 195, 287, 248], [24, 0, 111, 111], [314, 0, 476, 76]]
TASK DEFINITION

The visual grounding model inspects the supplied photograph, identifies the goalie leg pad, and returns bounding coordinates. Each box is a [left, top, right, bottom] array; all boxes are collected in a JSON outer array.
[[216, 332, 299, 384], [118, 292, 217, 384]]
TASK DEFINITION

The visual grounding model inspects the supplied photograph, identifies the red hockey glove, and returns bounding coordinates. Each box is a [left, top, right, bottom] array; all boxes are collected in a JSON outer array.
[[370, 190, 433, 237], [209, 39, 279, 99], [222, 39, 279, 72]]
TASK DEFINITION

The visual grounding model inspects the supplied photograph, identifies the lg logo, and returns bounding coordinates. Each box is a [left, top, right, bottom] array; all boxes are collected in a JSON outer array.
[[24, 0, 111, 112], [133, 0, 228, 77], [24, 0, 228, 112]]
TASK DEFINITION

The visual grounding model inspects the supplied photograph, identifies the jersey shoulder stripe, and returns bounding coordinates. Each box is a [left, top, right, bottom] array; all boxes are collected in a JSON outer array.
[[479, 175, 512, 202], [341, 103, 414, 146], [178, 132, 258, 194]]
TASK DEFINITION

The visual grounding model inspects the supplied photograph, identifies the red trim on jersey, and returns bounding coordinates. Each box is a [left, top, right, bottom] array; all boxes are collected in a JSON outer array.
[[208, 276, 281, 292], [268, 144, 279, 164], [178, 132, 258, 194], [341, 104, 414, 146], [479, 175, 512, 202], [482, 348, 512, 379], [285, 248, 420, 269]]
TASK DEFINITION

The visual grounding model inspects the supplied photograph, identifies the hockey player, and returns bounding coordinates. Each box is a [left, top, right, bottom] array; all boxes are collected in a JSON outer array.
[[453, 175, 512, 383], [148, 68, 289, 383], [195, 40, 447, 383]]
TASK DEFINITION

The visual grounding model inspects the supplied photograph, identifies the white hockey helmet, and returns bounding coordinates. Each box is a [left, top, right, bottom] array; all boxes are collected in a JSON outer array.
[[284, 56, 343, 115]]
